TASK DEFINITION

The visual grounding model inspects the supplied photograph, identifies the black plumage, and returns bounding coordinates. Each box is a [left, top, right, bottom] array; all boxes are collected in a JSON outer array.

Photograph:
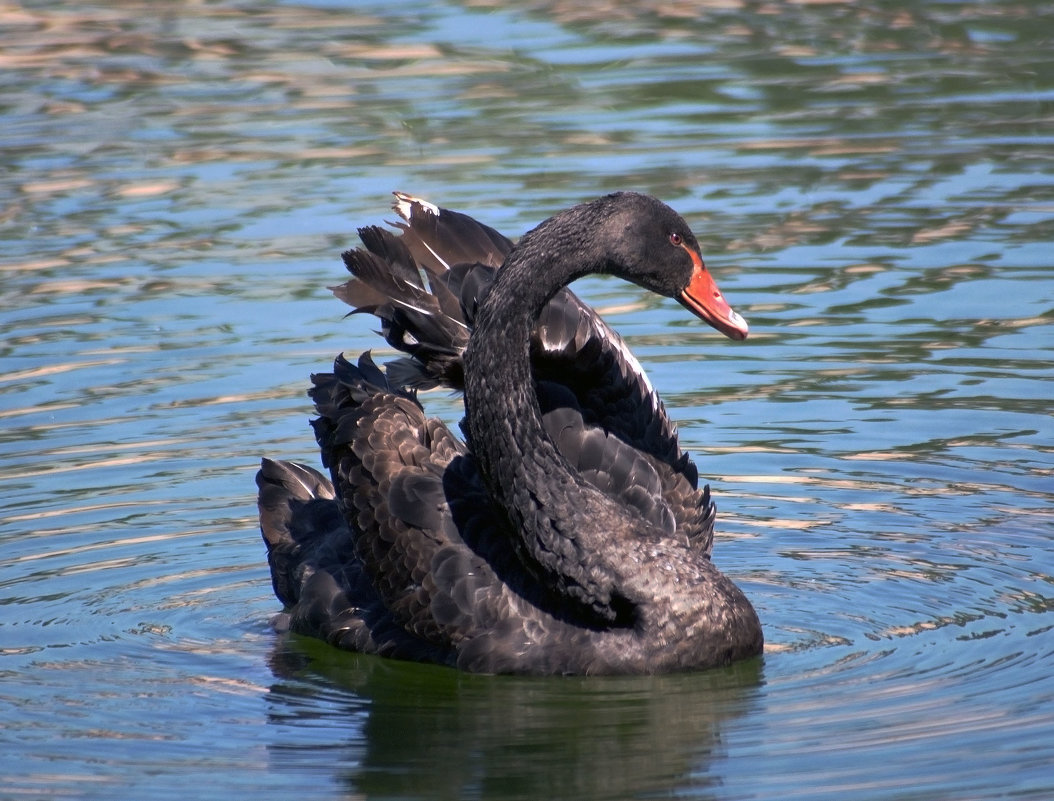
[[258, 191, 761, 674]]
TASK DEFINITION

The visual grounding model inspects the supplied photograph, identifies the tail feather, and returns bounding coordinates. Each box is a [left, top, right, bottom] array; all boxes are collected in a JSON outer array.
[[391, 191, 512, 271], [328, 193, 517, 391], [256, 457, 342, 608], [337, 229, 427, 310], [337, 229, 473, 389], [357, 224, 425, 286]]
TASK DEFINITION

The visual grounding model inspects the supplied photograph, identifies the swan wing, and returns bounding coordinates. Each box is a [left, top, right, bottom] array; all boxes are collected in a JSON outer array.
[[256, 457, 420, 656], [305, 352, 520, 656]]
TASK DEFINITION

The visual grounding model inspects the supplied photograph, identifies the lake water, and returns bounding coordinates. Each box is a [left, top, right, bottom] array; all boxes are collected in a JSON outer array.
[[2, 1, 1053, 798]]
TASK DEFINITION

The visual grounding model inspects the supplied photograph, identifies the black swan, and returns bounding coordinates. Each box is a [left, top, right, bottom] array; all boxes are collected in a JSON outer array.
[[257, 191, 762, 675]]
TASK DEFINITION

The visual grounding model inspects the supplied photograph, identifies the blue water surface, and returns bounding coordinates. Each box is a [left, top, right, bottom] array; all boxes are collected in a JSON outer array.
[[1, 1, 1052, 799]]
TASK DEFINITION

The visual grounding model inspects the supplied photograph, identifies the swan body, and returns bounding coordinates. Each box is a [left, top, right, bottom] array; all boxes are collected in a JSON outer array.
[[257, 192, 762, 675]]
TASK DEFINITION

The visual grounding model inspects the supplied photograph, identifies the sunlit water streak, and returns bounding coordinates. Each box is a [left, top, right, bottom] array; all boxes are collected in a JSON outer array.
[[1, 1, 1052, 799]]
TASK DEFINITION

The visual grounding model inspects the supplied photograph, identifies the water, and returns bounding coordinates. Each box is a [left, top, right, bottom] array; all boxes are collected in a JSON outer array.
[[2, 0, 1052, 798]]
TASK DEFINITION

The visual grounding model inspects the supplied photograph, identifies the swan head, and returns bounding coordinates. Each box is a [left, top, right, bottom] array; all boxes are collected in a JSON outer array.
[[584, 192, 749, 341]]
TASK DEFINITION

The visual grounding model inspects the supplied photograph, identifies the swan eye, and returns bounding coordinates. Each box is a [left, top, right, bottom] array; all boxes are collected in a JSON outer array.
[[669, 232, 683, 246]]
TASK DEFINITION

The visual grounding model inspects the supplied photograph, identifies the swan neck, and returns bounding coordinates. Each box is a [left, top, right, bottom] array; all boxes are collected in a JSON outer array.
[[463, 239, 592, 478], [462, 234, 619, 619]]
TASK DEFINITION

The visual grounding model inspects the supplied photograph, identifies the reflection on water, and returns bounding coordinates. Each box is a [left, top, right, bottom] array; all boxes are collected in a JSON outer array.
[[268, 639, 762, 800], [1, 0, 1053, 799]]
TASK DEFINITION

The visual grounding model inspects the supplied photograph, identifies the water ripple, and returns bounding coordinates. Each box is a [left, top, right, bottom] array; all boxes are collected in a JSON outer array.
[[1, 0, 1052, 798]]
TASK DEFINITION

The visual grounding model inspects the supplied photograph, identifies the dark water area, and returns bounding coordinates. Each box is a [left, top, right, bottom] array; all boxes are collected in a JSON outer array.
[[1, 1, 1052, 798]]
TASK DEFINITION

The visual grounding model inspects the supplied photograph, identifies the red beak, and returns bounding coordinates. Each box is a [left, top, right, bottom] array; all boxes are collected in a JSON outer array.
[[678, 251, 749, 341]]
